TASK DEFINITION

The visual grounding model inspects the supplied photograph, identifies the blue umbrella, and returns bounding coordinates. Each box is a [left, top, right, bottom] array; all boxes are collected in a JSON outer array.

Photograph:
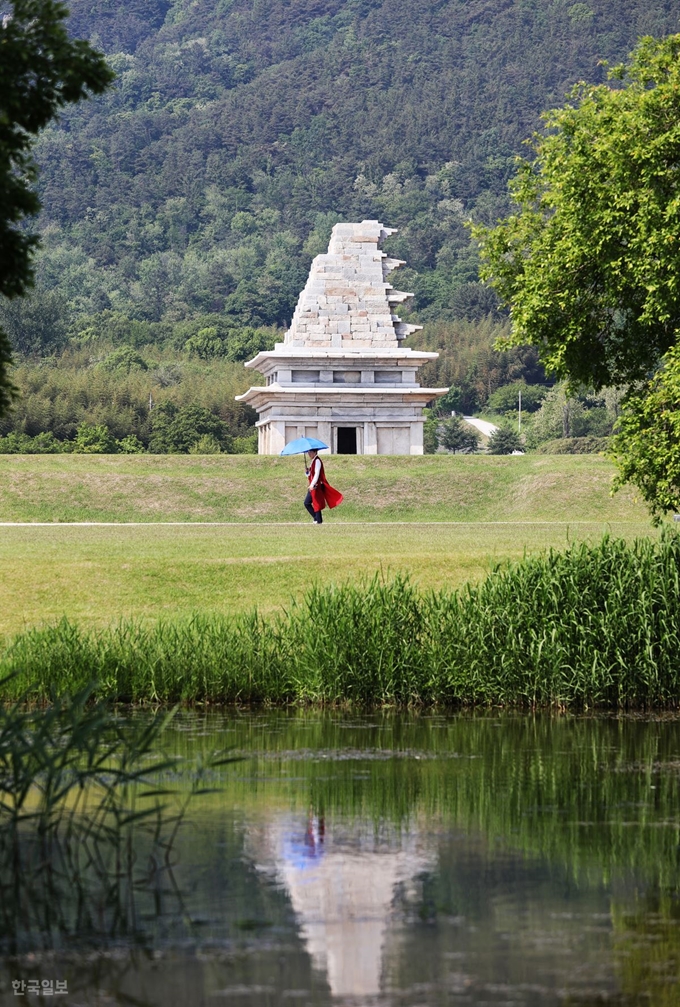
[[280, 436, 329, 456]]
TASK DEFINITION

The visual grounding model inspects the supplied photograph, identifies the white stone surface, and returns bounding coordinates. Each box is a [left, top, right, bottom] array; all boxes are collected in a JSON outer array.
[[237, 221, 448, 454]]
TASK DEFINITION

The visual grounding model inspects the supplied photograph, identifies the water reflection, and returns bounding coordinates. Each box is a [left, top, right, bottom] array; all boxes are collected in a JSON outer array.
[[2, 710, 680, 1005], [252, 812, 434, 998]]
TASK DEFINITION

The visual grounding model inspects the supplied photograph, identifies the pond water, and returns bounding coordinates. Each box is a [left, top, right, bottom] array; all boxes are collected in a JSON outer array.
[[1, 711, 680, 1006]]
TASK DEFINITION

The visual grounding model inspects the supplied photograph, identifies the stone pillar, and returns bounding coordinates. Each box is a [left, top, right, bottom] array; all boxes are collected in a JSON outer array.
[[364, 422, 378, 455], [270, 421, 286, 455], [410, 421, 423, 455]]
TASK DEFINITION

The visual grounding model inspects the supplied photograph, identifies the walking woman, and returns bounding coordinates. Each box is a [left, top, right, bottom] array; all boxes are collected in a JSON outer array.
[[304, 449, 343, 524]]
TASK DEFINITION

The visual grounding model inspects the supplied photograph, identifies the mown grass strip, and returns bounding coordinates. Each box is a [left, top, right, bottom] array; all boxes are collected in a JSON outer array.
[[3, 534, 680, 709]]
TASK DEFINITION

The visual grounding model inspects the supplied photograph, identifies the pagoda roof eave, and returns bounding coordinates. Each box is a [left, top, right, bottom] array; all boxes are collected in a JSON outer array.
[[236, 385, 449, 405], [244, 347, 438, 369]]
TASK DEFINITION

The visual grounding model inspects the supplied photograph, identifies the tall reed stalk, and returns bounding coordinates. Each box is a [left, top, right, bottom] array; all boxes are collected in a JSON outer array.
[[0, 682, 234, 952], [3, 533, 680, 709]]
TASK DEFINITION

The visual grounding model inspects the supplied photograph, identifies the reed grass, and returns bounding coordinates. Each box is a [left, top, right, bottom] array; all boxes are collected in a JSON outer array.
[[0, 684, 235, 952], [2, 533, 680, 709]]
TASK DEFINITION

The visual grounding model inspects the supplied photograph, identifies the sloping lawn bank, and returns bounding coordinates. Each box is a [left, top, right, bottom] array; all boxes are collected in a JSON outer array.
[[3, 534, 679, 709]]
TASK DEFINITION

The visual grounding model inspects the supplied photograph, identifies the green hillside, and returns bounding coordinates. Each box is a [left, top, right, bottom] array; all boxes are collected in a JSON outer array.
[[30, 0, 680, 329]]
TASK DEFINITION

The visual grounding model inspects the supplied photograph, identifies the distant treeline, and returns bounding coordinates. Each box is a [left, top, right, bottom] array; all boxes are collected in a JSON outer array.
[[0, 304, 618, 454]]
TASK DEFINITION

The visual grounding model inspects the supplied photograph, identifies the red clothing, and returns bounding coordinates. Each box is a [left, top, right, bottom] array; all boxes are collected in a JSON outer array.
[[308, 458, 343, 512]]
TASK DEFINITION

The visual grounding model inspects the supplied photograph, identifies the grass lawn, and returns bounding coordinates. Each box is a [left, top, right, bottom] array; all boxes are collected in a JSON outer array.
[[0, 454, 657, 638]]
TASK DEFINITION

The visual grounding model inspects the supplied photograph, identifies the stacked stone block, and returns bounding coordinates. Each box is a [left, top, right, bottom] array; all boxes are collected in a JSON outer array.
[[286, 220, 421, 348]]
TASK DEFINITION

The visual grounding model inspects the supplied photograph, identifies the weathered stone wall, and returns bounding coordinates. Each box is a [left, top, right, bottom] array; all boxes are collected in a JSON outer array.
[[285, 220, 420, 348]]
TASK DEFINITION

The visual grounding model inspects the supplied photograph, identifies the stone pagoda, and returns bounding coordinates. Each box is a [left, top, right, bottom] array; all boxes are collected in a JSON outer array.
[[236, 220, 448, 454]]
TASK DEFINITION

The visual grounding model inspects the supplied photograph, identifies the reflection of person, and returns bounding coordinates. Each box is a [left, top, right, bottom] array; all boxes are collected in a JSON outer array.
[[283, 813, 326, 868], [304, 449, 343, 525]]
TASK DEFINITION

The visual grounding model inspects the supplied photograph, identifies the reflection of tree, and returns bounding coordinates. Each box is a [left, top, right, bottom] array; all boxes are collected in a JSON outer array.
[[612, 889, 680, 1006], [166, 710, 680, 897]]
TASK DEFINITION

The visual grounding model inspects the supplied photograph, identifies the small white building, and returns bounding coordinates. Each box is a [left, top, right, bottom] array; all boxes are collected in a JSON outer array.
[[236, 220, 448, 454]]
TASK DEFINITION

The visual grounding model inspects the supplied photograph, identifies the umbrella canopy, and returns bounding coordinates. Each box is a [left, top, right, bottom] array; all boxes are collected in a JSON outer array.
[[280, 436, 329, 456]]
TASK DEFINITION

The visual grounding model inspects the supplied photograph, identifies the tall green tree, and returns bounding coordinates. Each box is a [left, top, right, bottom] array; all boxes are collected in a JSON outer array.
[[474, 34, 680, 391], [438, 416, 479, 454], [610, 347, 680, 523], [0, 0, 113, 412]]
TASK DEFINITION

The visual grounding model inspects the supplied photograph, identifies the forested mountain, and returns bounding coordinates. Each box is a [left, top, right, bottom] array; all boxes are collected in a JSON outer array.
[[30, 0, 680, 329], [2, 0, 679, 453]]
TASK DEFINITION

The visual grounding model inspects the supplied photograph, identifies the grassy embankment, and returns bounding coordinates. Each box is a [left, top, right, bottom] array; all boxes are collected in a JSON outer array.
[[0, 453, 654, 636]]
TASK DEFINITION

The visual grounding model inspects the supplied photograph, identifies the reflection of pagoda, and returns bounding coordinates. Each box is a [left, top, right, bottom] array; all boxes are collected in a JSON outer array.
[[237, 221, 448, 455], [251, 813, 434, 999]]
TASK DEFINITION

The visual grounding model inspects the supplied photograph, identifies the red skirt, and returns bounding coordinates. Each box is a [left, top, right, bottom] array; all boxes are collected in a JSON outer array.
[[310, 482, 343, 512]]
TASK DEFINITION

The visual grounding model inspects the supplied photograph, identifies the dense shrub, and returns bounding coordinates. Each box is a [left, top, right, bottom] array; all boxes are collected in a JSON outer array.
[[232, 432, 258, 454], [99, 346, 148, 373], [423, 415, 438, 454], [487, 380, 548, 415], [0, 431, 65, 453], [184, 325, 276, 362], [73, 422, 118, 453], [536, 437, 609, 454], [148, 403, 233, 453]]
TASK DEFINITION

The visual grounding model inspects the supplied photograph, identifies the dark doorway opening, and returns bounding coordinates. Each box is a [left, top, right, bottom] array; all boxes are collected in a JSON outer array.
[[337, 427, 357, 454]]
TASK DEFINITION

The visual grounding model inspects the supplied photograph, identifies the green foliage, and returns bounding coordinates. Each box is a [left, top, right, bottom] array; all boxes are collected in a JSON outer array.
[[183, 327, 223, 359], [149, 402, 233, 454], [26, 0, 676, 337], [72, 311, 167, 347], [4, 534, 680, 709], [225, 327, 278, 363], [0, 0, 113, 413], [184, 324, 276, 362], [0, 288, 70, 357], [611, 345, 680, 522], [232, 432, 258, 454], [475, 34, 680, 389], [412, 317, 547, 415], [117, 433, 145, 454], [525, 382, 621, 447], [487, 424, 522, 455], [99, 345, 148, 373], [188, 433, 222, 454], [423, 415, 438, 454], [5, 6, 677, 433], [0, 430, 65, 453], [0, 344, 256, 446], [438, 416, 479, 454], [487, 380, 547, 415], [73, 421, 118, 453], [432, 385, 466, 416]]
